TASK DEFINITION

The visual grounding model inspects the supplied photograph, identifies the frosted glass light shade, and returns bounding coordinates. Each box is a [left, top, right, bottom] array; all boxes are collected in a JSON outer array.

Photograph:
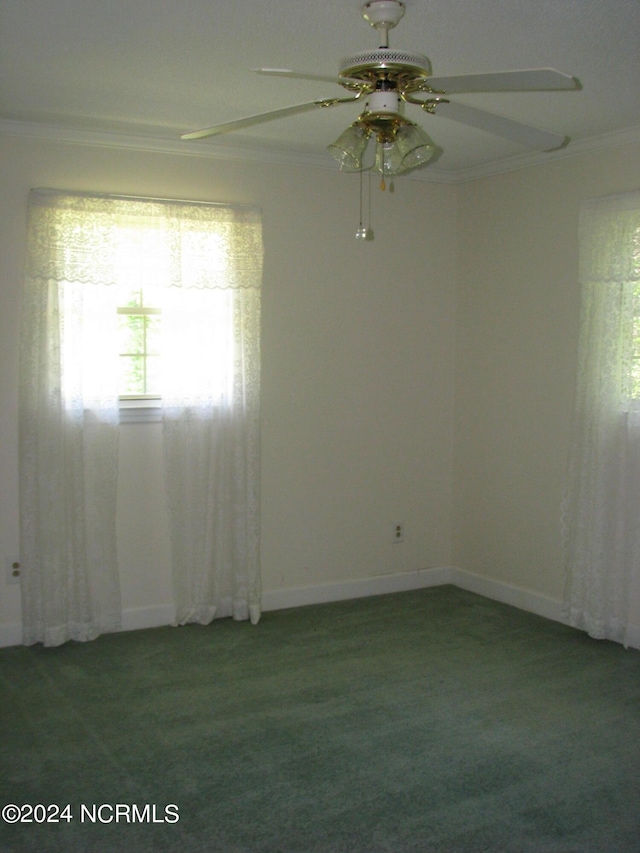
[[374, 141, 404, 175], [373, 124, 436, 175], [328, 125, 369, 171], [394, 124, 437, 170]]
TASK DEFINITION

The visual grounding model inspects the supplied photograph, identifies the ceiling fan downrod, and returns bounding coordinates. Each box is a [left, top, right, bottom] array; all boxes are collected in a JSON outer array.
[[361, 0, 405, 48]]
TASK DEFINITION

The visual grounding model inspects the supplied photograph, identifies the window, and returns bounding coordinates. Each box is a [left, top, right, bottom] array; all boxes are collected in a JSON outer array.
[[20, 189, 263, 643], [33, 193, 260, 418], [563, 191, 640, 646], [117, 287, 162, 398]]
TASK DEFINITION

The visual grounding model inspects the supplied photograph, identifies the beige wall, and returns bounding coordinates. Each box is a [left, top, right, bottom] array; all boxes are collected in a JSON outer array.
[[3, 131, 640, 643], [453, 142, 640, 618], [0, 134, 458, 637]]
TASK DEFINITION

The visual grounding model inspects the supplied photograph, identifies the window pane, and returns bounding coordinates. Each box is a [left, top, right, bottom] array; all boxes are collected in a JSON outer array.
[[119, 287, 143, 309], [146, 315, 162, 355], [146, 355, 161, 395], [119, 355, 145, 396], [118, 314, 145, 356]]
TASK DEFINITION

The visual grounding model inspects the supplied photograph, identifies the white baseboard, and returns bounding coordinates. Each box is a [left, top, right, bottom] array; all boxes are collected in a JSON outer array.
[[0, 606, 177, 648], [260, 565, 566, 624], [119, 604, 176, 634], [449, 570, 640, 649], [2, 568, 638, 650], [261, 566, 455, 612], [622, 623, 640, 650], [449, 568, 567, 625]]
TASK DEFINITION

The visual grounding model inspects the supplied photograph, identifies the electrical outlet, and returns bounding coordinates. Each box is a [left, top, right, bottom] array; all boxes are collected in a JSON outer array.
[[5, 556, 21, 585], [393, 523, 404, 543]]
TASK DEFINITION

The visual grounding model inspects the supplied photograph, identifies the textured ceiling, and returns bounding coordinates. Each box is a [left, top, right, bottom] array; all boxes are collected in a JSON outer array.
[[1, 0, 639, 180]]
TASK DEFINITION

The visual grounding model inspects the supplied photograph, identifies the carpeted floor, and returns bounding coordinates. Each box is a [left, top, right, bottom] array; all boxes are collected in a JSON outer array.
[[1, 585, 639, 852]]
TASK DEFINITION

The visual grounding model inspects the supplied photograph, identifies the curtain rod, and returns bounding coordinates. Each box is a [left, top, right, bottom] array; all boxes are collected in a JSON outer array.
[[31, 187, 259, 212]]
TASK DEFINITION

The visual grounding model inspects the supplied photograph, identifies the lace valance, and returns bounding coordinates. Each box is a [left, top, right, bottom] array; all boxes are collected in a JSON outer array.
[[27, 189, 263, 290], [579, 191, 640, 284]]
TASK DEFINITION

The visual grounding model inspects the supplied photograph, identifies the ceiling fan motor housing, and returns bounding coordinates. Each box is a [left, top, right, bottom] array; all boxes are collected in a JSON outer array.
[[339, 49, 432, 82]]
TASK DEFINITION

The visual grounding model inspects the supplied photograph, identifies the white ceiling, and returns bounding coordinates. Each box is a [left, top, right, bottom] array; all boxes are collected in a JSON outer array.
[[2, 0, 640, 181]]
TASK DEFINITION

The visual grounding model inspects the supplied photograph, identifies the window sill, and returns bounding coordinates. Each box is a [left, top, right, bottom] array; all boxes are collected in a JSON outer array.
[[119, 398, 162, 424]]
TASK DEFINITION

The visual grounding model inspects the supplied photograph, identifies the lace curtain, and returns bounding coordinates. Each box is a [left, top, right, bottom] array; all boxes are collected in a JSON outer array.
[[562, 191, 640, 645], [20, 190, 263, 645]]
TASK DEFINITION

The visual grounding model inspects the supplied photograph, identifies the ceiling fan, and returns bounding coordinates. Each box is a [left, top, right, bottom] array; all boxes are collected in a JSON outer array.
[[181, 0, 579, 176]]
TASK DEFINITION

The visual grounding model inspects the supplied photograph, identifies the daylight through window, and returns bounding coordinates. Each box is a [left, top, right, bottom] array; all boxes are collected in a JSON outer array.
[[117, 288, 162, 397], [624, 228, 640, 401]]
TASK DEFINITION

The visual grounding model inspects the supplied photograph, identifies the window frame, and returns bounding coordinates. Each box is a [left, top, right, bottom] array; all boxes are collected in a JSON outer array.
[[116, 286, 163, 417]]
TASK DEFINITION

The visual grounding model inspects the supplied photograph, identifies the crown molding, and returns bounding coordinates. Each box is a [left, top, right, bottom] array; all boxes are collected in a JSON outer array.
[[448, 124, 640, 183], [2, 118, 640, 185], [0, 118, 453, 184], [0, 118, 337, 168]]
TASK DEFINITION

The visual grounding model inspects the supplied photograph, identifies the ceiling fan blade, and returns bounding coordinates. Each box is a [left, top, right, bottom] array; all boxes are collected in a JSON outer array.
[[434, 100, 567, 150], [427, 68, 579, 94], [181, 99, 345, 140], [252, 68, 367, 88]]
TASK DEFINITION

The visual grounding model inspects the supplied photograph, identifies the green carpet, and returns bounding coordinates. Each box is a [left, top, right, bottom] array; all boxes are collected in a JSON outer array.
[[1, 585, 639, 852]]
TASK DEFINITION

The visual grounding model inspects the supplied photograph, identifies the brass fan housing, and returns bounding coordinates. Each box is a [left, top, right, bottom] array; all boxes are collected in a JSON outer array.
[[339, 49, 432, 94]]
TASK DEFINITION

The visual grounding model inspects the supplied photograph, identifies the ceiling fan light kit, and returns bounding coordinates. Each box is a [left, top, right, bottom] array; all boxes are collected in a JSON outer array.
[[329, 114, 437, 175], [181, 0, 579, 235]]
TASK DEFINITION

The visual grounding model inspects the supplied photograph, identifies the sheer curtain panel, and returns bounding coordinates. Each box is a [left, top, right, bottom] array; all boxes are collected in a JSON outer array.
[[20, 190, 263, 646], [160, 217, 263, 627], [562, 191, 640, 646], [20, 191, 121, 646]]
